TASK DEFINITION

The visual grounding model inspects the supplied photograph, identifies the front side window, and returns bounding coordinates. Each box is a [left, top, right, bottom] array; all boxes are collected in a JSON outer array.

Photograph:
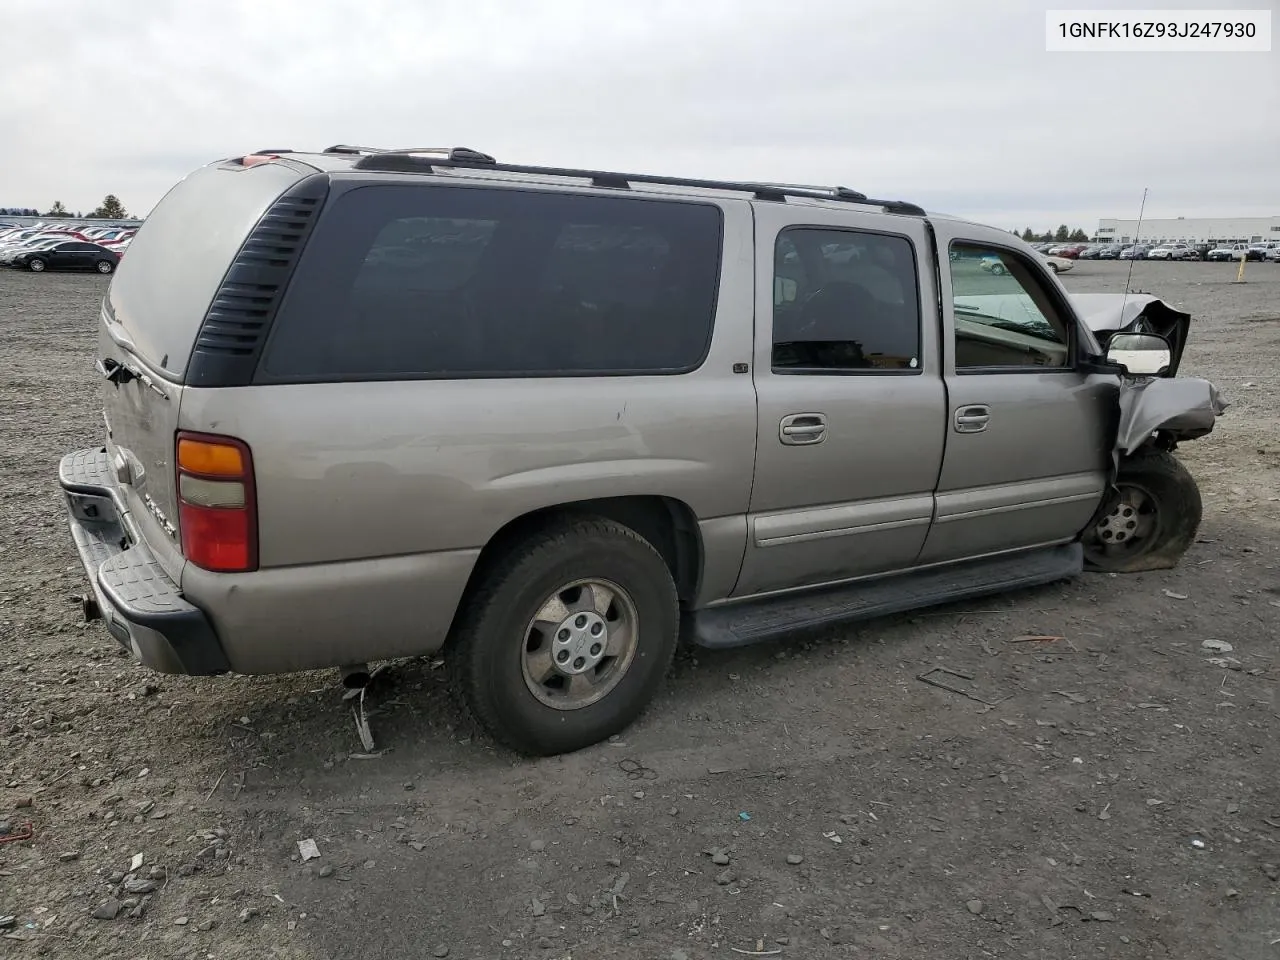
[[261, 185, 724, 380], [771, 227, 921, 372], [948, 243, 1072, 370]]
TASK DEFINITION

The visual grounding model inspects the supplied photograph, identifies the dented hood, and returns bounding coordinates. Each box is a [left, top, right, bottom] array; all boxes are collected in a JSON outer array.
[[1068, 293, 1191, 376]]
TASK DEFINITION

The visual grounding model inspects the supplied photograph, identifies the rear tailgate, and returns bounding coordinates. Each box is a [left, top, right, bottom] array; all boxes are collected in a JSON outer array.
[[97, 158, 315, 576]]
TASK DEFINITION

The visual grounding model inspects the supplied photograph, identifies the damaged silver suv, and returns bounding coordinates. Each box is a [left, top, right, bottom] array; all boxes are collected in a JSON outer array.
[[59, 145, 1226, 756]]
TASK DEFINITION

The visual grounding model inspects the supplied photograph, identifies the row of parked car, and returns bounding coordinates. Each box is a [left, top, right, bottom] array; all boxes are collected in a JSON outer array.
[[0, 222, 135, 273], [1030, 240, 1280, 262]]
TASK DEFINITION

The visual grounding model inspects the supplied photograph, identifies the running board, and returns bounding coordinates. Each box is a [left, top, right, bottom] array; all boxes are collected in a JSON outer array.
[[689, 543, 1083, 649]]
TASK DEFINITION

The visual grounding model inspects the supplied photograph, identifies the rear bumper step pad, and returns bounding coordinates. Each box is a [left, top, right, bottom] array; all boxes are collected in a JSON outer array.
[[58, 447, 230, 675]]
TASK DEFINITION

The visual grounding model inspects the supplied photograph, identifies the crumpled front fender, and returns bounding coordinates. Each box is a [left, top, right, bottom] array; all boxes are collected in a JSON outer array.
[[1116, 376, 1229, 455]]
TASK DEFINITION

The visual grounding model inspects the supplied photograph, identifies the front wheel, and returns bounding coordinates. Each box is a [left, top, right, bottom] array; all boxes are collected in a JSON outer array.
[[28, 258, 46, 272], [448, 517, 680, 756], [1047, 262, 1059, 273], [1083, 450, 1202, 573], [990, 263, 1007, 276]]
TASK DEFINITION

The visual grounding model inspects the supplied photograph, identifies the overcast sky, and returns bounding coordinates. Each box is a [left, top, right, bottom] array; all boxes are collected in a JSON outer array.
[[2, 0, 1276, 230]]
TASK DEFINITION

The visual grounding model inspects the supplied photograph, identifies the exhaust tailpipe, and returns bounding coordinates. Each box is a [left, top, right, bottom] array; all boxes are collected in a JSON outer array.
[[339, 664, 370, 689]]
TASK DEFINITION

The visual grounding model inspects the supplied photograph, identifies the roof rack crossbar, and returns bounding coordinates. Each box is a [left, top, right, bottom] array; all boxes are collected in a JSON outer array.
[[347, 149, 924, 215]]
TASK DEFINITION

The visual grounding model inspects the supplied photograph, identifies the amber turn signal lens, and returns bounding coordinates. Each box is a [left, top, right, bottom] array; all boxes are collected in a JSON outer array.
[[177, 438, 244, 477]]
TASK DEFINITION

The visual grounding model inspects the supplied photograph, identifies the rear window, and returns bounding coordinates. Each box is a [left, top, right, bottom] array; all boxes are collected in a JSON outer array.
[[107, 161, 306, 378], [259, 184, 723, 380]]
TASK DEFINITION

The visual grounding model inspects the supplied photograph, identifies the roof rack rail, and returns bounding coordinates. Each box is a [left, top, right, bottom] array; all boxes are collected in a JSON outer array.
[[323, 144, 387, 155], [756, 181, 869, 202], [347, 148, 924, 215], [350, 146, 496, 168], [253, 148, 295, 155]]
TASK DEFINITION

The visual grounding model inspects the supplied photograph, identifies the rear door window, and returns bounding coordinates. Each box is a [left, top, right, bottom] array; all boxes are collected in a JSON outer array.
[[771, 227, 921, 372], [259, 184, 724, 380]]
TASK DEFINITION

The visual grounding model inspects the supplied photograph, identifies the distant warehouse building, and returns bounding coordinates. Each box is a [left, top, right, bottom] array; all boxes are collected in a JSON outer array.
[[1095, 216, 1280, 245]]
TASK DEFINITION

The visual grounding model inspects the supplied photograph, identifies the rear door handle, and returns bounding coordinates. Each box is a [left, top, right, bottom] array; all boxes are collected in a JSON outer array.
[[954, 405, 991, 433], [780, 413, 827, 445]]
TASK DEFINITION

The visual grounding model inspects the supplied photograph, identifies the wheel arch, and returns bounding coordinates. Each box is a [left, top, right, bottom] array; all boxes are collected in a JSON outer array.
[[448, 495, 704, 639]]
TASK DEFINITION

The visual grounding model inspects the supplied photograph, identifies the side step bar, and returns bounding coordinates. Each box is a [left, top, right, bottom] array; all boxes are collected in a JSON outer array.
[[689, 543, 1083, 649]]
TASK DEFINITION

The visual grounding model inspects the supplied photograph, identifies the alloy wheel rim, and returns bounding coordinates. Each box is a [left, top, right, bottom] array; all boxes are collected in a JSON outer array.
[[521, 578, 640, 711]]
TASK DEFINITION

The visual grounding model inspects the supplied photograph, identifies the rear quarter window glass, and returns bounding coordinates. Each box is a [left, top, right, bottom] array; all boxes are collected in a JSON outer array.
[[260, 184, 724, 380], [107, 161, 305, 378]]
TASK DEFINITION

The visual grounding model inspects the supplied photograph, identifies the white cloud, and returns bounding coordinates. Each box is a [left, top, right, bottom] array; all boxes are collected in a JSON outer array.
[[2, 0, 1275, 229]]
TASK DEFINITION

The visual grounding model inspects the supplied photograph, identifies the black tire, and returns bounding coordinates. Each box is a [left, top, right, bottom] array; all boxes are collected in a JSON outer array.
[[1083, 450, 1202, 573], [448, 517, 680, 756], [990, 263, 1006, 276], [96, 260, 114, 274], [1047, 262, 1059, 273], [27, 258, 46, 273]]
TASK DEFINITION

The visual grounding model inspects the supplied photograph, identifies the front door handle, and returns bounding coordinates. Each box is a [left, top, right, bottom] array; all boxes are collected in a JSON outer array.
[[780, 413, 827, 445], [954, 405, 991, 433]]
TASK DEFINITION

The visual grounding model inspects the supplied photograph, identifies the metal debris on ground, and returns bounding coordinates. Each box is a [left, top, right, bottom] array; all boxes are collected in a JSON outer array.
[[1163, 589, 1189, 600], [297, 839, 321, 861], [617, 758, 657, 781], [352, 687, 376, 753], [916, 666, 1005, 706], [730, 943, 783, 957], [0, 822, 33, 845]]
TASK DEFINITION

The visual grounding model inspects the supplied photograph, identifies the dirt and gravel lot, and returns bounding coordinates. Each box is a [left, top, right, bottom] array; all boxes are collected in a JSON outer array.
[[1, 260, 1278, 960]]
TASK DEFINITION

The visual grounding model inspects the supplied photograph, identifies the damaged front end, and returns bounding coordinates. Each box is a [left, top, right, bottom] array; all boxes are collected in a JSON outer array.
[[1070, 292, 1229, 451], [1115, 376, 1229, 455], [1074, 293, 1229, 573]]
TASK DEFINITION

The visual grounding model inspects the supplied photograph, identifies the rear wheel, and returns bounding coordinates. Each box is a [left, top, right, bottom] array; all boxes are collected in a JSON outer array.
[[1047, 262, 1059, 273], [96, 260, 114, 274], [990, 263, 1007, 276], [28, 258, 46, 272], [1083, 450, 1202, 572], [448, 517, 680, 756]]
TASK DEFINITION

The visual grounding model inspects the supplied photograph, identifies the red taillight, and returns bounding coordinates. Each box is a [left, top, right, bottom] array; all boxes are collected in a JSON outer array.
[[175, 431, 258, 572]]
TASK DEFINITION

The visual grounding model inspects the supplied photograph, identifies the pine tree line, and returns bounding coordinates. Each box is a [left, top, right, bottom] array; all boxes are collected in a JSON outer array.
[[1, 195, 131, 219]]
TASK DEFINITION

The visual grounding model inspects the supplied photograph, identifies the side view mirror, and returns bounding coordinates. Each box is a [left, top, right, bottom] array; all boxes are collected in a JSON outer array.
[[1106, 332, 1172, 376]]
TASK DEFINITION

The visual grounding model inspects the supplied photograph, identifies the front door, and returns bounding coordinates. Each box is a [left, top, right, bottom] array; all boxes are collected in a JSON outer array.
[[734, 204, 946, 598], [919, 224, 1115, 565]]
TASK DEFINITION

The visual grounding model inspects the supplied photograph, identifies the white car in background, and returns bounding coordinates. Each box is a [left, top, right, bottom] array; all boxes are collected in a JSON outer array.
[[979, 253, 1073, 276], [1039, 253, 1074, 274], [1147, 243, 1196, 261]]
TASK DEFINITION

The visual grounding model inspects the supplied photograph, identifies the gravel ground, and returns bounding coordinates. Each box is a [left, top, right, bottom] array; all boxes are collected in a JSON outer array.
[[1, 260, 1277, 960]]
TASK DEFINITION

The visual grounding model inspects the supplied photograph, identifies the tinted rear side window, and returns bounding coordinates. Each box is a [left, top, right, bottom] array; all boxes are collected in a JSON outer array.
[[260, 184, 723, 380], [107, 161, 307, 378]]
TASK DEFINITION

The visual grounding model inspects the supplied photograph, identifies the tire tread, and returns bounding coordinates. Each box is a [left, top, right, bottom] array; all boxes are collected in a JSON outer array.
[[447, 516, 678, 755]]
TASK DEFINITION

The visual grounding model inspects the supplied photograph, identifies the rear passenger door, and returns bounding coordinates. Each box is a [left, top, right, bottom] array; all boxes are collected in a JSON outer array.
[[735, 205, 945, 597], [918, 225, 1114, 565]]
